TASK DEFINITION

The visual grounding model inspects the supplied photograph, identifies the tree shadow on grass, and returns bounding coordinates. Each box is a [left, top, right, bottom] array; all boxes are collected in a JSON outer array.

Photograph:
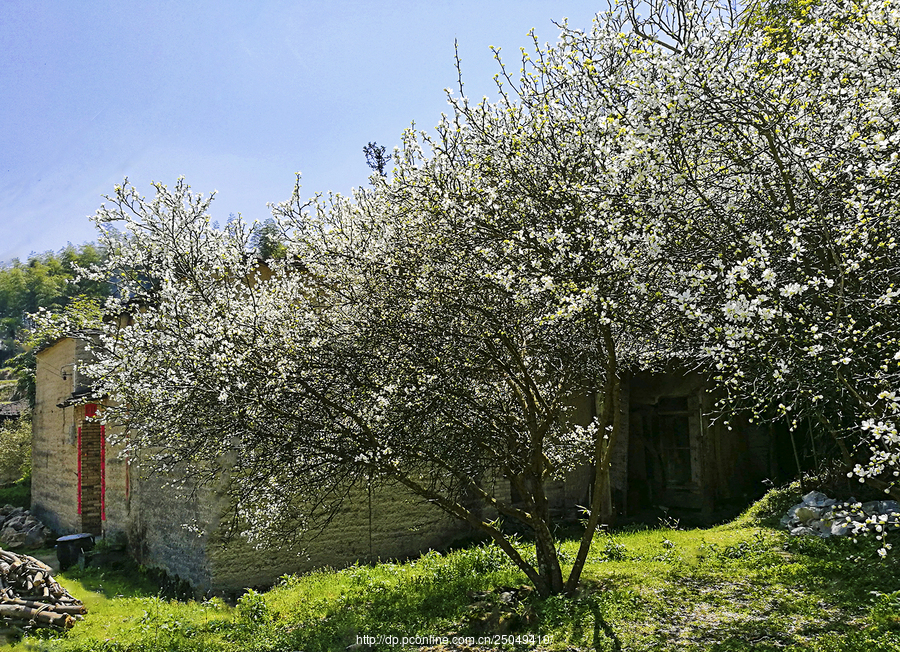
[[650, 530, 900, 650]]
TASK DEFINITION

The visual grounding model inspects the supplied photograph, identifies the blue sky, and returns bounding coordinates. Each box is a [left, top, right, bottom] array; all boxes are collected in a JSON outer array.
[[1, 1, 601, 263]]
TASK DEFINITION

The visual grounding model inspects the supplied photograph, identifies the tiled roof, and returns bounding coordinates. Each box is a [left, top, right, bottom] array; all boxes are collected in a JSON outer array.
[[0, 400, 27, 418]]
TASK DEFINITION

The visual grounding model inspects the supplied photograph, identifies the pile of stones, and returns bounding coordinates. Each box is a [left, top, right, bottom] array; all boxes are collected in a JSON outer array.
[[0, 506, 52, 550], [781, 490, 900, 538]]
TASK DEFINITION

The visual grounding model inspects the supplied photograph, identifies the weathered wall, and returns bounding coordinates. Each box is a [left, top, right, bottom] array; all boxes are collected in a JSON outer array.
[[205, 480, 474, 593], [32, 339, 80, 533], [101, 431, 130, 541], [205, 467, 597, 594], [125, 460, 216, 590], [33, 338, 132, 540]]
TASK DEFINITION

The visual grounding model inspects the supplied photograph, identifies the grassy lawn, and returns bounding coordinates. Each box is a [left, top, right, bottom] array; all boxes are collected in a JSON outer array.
[[7, 485, 900, 651]]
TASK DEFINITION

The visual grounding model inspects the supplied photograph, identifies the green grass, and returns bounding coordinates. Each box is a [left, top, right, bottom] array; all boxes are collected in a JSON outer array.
[[0, 473, 31, 509], [7, 486, 900, 651]]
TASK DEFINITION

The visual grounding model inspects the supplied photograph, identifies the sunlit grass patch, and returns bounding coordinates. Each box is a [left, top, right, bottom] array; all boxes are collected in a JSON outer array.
[[7, 488, 900, 651]]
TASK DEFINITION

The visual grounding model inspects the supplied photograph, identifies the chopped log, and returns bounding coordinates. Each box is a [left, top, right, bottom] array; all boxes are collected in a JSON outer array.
[[29, 559, 53, 573], [0, 604, 73, 629], [6, 599, 86, 615]]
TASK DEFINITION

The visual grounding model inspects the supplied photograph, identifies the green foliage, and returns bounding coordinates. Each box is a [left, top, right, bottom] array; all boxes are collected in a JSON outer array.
[[12, 294, 105, 408], [871, 590, 900, 630], [0, 244, 108, 362], [744, 0, 820, 53], [698, 531, 773, 563], [595, 536, 629, 562], [236, 589, 270, 624], [0, 472, 31, 509], [0, 415, 31, 485], [733, 479, 804, 528]]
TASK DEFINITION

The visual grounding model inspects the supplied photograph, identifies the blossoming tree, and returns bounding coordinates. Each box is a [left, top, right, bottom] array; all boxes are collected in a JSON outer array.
[[624, 0, 900, 500], [81, 0, 900, 593], [85, 93, 667, 597], [83, 7, 678, 595], [545, 0, 900, 512]]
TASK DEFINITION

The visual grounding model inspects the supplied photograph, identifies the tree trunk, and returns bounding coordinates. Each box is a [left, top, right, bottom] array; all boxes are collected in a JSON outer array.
[[533, 516, 565, 596], [565, 325, 620, 596]]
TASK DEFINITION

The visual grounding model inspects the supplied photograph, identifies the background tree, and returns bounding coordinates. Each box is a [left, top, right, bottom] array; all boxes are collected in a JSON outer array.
[[0, 415, 31, 485], [249, 218, 287, 261], [0, 244, 109, 405]]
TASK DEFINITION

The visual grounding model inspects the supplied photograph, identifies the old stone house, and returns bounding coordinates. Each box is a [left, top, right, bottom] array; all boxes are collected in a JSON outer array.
[[0, 400, 27, 424], [31, 333, 785, 594]]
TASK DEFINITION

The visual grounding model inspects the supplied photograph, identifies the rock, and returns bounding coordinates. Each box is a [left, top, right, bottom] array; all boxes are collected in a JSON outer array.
[[831, 520, 853, 536], [811, 519, 834, 537], [0, 527, 26, 549], [0, 505, 12, 517], [802, 491, 829, 506], [23, 525, 46, 549], [781, 504, 801, 527], [4, 516, 25, 531], [782, 491, 897, 539], [795, 506, 821, 523], [790, 526, 815, 537]]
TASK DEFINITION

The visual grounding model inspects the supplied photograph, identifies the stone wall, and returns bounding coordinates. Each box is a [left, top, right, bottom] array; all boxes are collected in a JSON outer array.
[[100, 431, 130, 542], [205, 480, 473, 593], [32, 339, 80, 533], [126, 464, 215, 590], [200, 469, 594, 594]]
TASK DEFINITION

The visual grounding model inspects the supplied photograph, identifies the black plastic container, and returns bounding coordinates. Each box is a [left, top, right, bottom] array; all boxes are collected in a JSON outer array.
[[56, 533, 95, 571]]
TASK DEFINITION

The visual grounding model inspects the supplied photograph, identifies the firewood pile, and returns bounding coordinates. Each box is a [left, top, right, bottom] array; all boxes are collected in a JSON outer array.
[[0, 549, 85, 629]]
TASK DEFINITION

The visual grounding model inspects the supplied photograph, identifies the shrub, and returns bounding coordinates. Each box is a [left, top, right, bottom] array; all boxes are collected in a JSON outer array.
[[0, 471, 30, 509], [735, 480, 803, 528], [0, 414, 30, 485]]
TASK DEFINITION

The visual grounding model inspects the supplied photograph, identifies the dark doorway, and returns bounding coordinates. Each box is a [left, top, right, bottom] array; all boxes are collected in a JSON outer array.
[[627, 395, 702, 514]]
